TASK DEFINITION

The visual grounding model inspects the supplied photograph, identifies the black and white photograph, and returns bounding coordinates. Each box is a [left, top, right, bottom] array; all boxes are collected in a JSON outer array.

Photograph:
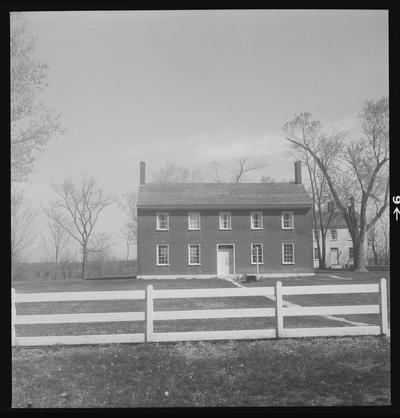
[[11, 7, 390, 408]]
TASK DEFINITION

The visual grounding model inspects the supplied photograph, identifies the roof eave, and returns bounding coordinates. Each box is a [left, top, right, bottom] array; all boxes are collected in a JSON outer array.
[[137, 203, 312, 210]]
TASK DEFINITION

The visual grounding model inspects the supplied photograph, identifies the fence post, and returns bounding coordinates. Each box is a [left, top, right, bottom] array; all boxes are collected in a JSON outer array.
[[275, 281, 283, 338], [11, 288, 16, 346], [145, 285, 154, 342], [379, 278, 388, 335]]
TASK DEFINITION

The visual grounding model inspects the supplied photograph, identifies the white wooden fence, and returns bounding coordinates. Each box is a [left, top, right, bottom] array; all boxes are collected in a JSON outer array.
[[11, 279, 389, 347]]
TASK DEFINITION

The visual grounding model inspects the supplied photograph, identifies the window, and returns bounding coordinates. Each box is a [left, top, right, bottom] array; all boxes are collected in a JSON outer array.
[[156, 245, 169, 265], [349, 247, 354, 260], [347, 230, 352, 241], [188, 212, 201, 230], [313, 229, 319, 241], [330, 229, 337, 241], [219, 212, 231, 230], [188, 244, 201, 265], [282, 212, 294, 229], [282, 243, 295, 264], [251, 243, 263, 264], [157, 213, 169, 230], [314, 248, 319, 260], [251, 212, 263, 229]]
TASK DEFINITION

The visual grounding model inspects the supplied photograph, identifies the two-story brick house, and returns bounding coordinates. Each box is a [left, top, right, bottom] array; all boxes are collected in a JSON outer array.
[[136, 161, 314, 278]]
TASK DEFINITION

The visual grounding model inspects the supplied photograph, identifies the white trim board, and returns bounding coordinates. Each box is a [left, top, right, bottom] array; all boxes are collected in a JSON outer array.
[[137, 274, 219, 280], [136, 273, 315, 279]]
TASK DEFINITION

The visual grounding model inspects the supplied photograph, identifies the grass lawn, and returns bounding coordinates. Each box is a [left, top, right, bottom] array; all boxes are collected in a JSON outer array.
[[242, 270, 390, 328], [12, 336, 390, 407]]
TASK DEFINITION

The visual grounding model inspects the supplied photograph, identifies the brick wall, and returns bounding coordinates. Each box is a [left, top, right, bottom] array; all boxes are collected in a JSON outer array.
[[137, 208, 314, 276]]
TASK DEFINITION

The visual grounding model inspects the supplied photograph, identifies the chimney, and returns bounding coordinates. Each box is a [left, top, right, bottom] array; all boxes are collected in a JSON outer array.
[[294, 160, 302, 184], [140, 161, 146, 185]]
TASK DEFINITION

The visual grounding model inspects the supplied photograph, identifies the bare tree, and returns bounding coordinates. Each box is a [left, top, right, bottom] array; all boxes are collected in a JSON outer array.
[[232, 155, 266, 183], [86, 233, 113, 277], [210, 155, 266, 183], [367, 210, 389, 266], [42, 210, 70, 280], [59, 250, 77, 280], [11, 189, 36, 277], [210, 161, 223, 183], [11, 12, 62, 182], [291, 139, 337, 269], [151, 163, 202, 183], [119, 191, 137, 261], [49, 177, 114, 279], [260, 175, 276, 183], [284, 97, 389, 272]]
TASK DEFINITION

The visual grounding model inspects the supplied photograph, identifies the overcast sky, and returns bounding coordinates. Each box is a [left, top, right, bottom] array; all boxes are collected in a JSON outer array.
[[15, 9, 388, 261]]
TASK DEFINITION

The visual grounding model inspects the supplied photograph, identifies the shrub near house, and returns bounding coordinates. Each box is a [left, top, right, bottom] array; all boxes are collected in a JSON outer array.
[[136, 161, 314, 278]]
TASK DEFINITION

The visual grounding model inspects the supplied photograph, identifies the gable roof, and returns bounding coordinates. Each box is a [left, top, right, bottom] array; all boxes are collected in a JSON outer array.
[[137, 182, 312, 209], [314, 211, 360, 229]]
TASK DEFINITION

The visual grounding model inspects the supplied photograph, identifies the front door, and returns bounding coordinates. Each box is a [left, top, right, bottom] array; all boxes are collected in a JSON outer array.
[[330, 248, 339, 266], [217, 245, 234, 275]]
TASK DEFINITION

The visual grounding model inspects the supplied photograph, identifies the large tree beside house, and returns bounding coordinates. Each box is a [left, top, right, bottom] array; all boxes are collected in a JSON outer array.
[[49, 177, 114, 279], [284, 97, 389, 272]]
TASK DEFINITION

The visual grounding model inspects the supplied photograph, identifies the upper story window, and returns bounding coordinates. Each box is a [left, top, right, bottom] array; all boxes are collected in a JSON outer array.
[[156, 213, 169, 230], [188, 212, 201, 230], [281, 212, 294, 229], [156, 244, 169, 265], [251, 212, 263, 229], [282, 243, 295, 264], [188, 244, 201, 265], [219, 212, 232, 230], [251, 243, 263, 264], [330, 229, 337, 241], [313, 229, 319, 240]]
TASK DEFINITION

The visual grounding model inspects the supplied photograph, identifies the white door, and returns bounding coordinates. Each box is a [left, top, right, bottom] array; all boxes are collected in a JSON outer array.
[[217, 246, 233, 275], [330, 248, 339, 265]]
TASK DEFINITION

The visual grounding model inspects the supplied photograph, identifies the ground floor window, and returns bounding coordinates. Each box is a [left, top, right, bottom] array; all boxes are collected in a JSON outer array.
[[251, 243, 263, 264], [349, 247, 354, 260], [156, 245, 169, 265], [188, 244, 201, 265], [282, 243, 295, 264], [314, 248, 319, 260]]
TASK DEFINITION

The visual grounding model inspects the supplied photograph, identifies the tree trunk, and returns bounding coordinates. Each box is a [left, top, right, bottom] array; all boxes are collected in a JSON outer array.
[[353, 236, 368, 272], [371, 241, 379, 265], [54, 250, 59, 281], [81, 244, 87, 279], [320, 231, 327, 269]]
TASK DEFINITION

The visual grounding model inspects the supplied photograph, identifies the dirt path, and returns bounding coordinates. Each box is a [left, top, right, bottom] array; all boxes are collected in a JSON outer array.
[[222, 277, 371, 327]]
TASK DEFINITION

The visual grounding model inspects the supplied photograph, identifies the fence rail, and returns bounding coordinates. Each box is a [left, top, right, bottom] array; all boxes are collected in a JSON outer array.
[[11, 279, 389, 347]]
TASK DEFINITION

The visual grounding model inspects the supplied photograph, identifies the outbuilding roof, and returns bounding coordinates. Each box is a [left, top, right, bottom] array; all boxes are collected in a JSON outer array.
[[137, 182, 312, 209], [314, 211, 359, 229]]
